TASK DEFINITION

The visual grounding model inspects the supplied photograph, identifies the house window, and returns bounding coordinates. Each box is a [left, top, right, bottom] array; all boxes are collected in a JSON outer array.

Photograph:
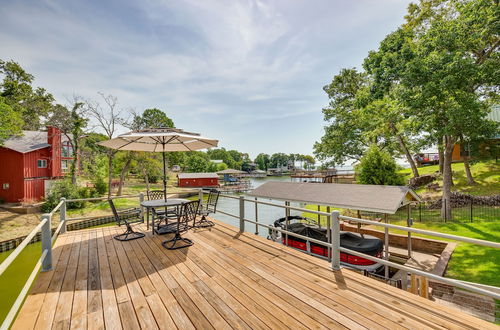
[[37, 159, 47, 168], [2, 183, 9, 190], [62, 143, 73, 157], [61, 159, 69, 172]]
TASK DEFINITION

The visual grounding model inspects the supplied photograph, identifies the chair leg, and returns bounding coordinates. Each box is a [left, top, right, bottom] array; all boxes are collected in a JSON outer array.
[[114, 224, 145, 241], [194, 215, 215, 228], [162, 233, 193, 250]]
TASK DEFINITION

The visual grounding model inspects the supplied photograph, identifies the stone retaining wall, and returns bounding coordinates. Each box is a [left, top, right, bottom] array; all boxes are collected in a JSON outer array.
[[0, 209, 140, 253]]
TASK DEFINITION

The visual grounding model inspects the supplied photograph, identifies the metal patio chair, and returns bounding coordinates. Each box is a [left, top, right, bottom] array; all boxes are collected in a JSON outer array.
[[147, 189, 178, 227], [162, 200, 199, 250], [193, 189, 220, 228], [108, 199, 145, 241]]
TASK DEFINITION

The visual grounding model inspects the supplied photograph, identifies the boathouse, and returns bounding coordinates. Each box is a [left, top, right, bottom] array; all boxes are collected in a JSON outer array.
[[177, 172, 219, 188]]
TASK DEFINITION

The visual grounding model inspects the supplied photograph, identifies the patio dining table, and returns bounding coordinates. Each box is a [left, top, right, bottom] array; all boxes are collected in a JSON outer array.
[[141, 198, 190, 235]]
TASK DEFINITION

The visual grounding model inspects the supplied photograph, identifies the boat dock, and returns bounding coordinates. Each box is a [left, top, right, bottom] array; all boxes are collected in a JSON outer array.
[[12, 219, 494, 329]]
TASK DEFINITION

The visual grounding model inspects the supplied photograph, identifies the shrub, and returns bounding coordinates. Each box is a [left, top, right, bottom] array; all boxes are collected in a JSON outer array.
[[91, 176, 107, 196], [355, 145, 405, 186], [42, 179, 89, 212]]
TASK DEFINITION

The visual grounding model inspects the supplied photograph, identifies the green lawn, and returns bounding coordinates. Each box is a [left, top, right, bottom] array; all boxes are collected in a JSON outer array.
[[398, 160, 500, 197]]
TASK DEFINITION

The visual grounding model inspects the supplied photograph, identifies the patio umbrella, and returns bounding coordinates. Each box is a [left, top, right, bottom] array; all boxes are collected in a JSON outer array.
[[98, 128, 219, 200]]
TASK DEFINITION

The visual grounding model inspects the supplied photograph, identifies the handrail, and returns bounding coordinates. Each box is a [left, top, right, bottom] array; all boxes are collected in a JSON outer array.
[[48, 200, 64, 216], [339, 215, 500, 248], [0, 192, 145, 329], [0, 218, 47, 277], [211, 192, 500, 301], [65, 194, 140, 202], [0, 249, 48, 330]]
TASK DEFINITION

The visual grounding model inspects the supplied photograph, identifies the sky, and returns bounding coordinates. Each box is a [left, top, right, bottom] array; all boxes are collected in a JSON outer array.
[[0, 0, 412, 160]]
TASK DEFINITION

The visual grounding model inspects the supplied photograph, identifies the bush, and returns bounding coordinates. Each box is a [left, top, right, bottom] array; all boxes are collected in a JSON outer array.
[[42, 179, 90, 212], [91, 176, 107, 196], [356, 145, 405, 186]]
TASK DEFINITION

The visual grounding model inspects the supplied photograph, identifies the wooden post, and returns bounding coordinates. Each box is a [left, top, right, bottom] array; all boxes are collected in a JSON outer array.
[[419, 277, 429, 299], [409, 274, 418, 294], [327, 206, 331, 260], [357, 210, 362, 233], [285, 201, 290, 247], [198, 189, 203, 205], [239, 195, 245, 232], [41, 214, 52, 272], [60, 197, 66, 234], [317, 205, 321, 224], [331, 211, 341, 271]]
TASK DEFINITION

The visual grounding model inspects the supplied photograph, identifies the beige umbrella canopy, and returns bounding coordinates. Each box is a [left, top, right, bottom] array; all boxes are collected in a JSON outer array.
[[98, 128, 219, 199]]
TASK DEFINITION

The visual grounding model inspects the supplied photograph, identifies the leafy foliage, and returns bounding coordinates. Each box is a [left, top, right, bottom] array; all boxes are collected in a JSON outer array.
[[131, 108, 174, 129], [356, 145, 405, 185], [0, 96, 23, 145], [42, 179, 98, 212]]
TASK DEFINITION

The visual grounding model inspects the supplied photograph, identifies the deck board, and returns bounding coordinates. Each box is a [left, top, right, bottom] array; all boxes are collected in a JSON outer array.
[[12, 219, 496, 330]]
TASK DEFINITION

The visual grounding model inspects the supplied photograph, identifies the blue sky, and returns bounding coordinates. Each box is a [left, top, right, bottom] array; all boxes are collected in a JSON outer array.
[[1, 0, 412, 160]]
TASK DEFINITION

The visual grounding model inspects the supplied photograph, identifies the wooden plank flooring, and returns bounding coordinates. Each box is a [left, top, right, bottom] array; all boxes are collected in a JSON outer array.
[[12, 219, 496, 329]]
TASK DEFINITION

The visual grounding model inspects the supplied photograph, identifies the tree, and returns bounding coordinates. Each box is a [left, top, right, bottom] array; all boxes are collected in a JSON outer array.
[[397, 0, 499, 218], [356, 145, 405, 185], [131, 108, 174, 129], [0, 59, 56, 129], [87, 93, 123, 197], [269, 153, 289, 169], [186, 154, 208, 172], [255, 153, 270, 171], [0, 96, 23, 145], [48, 99, 87, 184]]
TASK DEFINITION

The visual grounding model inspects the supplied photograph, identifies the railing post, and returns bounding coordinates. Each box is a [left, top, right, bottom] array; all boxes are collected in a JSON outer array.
[[60, 197, 66, 234], [254, 197, 259, 235], [41, 214, 52, 272], [198, 189, 203, 205], [331, 211, 341, 271], [139, 192, 144, 222], [239, 195, 245, 232]]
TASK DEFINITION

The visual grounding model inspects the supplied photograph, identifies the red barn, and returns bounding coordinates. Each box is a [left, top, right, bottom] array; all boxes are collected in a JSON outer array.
[[0, 126, 76, 203], [177, 173, 219, 188]]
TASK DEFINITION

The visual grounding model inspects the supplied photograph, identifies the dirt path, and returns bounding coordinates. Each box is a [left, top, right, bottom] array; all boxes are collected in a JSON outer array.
[[0, 210, 61, 242]]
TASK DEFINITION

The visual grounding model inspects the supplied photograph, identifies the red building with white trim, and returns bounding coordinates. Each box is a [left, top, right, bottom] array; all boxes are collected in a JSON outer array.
[[0, 126, 75, 203], [177, 173, 219, 188]]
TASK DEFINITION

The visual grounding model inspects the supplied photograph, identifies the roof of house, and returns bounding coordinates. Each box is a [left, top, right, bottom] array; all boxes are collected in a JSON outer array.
[[178, 173, 219, 179], [217, 168, 246, 175], [248, 181, 420, 214], [2, 130, 71, 154]]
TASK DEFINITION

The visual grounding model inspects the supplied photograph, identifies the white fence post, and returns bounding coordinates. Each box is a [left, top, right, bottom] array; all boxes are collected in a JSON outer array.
[[41, 214, 52, 272], [331, 211, 341, 271], [239, 195, 245, 232], [198, 189, 204, 206], [60, 198, 66, 234]]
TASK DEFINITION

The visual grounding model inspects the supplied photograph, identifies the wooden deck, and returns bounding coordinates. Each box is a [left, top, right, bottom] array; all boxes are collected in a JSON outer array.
[[13, 219, 494, 329]]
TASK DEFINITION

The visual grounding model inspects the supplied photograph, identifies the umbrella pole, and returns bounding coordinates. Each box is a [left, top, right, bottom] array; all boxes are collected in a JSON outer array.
[[162, 149, 167, 202]]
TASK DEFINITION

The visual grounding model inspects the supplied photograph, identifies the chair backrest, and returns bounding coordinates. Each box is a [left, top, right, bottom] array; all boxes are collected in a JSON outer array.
[[206, 189, 220, 213], [180, 200, 200, 224], [108, 199, 125, 225], [148, 190, 165, 200]]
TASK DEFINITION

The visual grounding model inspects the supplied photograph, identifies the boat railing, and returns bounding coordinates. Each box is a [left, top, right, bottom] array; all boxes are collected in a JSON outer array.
[[205, 191, 500, 303], [0, 193, 144, 330]]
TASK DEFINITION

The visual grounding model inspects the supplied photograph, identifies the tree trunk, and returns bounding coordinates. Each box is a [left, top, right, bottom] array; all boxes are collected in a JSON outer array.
[[117, 157, 132, 196], [463, 156, 476, 185], [395, 133, 419, 178], [438, 144, 444, 174], [441, 136, 455, 221], [143, 168, 150, 192], [70, 137, 79, 185], [107, 151, 114, 198]]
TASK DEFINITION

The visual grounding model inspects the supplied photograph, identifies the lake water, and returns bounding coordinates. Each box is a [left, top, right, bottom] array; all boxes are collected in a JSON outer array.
[[215, 175, 307, 238]]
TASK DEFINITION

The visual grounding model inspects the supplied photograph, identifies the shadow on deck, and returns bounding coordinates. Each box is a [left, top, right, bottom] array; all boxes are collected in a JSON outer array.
[[12, 219, 494, 329]]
